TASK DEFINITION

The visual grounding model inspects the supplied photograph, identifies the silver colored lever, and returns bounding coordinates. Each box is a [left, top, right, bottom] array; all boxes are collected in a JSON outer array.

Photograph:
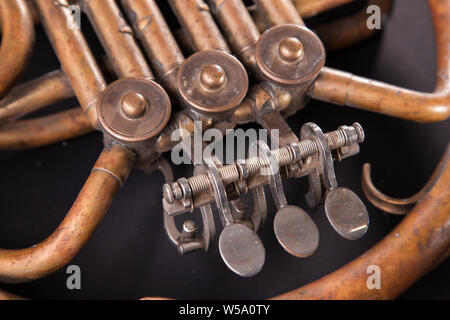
[[204, 156, 266, 277], [300, 122, 369, 240]]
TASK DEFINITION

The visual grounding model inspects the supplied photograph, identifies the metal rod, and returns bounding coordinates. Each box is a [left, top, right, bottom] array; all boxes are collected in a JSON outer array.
[[164, 124, 363, 200], [83, 0, 154, 80]]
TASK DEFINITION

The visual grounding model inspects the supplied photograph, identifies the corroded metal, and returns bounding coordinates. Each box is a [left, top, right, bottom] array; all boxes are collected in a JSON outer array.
[[0, 0, 448, 299], [0, 0, 34, 99]]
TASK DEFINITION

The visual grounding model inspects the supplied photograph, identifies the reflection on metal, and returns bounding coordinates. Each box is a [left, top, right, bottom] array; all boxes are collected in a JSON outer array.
[[0, 0, 448, 300], [219, 223, 265, 278], [325, 188, 369, 240], [274, 205, 319, 257]]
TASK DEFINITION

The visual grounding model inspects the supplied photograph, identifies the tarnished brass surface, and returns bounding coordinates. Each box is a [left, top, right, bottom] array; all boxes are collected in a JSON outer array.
[[0, 0, 34, 99], [0, 145, 134, 283], [0, 0, 448, 299]]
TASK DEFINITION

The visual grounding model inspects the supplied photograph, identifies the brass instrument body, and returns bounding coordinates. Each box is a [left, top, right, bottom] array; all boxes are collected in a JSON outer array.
[[0, 0, 448, 299]]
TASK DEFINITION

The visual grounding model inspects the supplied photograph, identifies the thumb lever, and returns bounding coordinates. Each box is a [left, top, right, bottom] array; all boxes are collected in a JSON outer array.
[[256, 140, 319, 257], [300, 122, 369, 240]]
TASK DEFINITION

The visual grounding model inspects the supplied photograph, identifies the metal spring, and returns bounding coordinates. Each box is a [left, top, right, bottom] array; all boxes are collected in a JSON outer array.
[[180, 127, 360, 199], [326, 129, 346, 150], [220, 163, 240, 184], [272, 146, 293, 166], [187, 174, 211, 195], [296, 139, 318, 159]]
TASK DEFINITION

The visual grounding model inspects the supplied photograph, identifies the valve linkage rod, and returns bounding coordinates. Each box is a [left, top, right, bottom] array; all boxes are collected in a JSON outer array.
[[163, 123, 364, 208]]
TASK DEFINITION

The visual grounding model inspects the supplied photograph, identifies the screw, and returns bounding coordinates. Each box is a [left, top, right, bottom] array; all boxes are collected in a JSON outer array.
[[279, 37, 304, 63], [162, 124, 364, 202], [121, 92, 147, 119]]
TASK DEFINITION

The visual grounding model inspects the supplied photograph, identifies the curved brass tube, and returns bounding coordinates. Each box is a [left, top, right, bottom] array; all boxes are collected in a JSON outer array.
[[361, 146, 449, 214], [310, 0, 450, 123], [0, 0, 35, 99], [316, 0, 393, 51], [0, 145, 134, 283], [0, 108, 93, 150], [0, 70, 74, 125], [83, 0, 154, 80], [272, 147, 450, 299]]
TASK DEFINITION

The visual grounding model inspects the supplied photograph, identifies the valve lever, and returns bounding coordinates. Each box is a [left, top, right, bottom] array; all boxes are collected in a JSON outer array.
[[325, 188, 369, 240], [204, 157, 266, 277], [257, 140, 319, 257], [300, 122, 369, 240], [219, 223, 265, 278]]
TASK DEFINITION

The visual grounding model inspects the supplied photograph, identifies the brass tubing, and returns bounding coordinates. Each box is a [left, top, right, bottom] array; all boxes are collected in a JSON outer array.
[[272, 148, 450, 300], [0, 0, 35, 99], [167, 0, 230, 52], [0, 145, 134, 283], [0, 70, 74, 125], [293, 0, 355, 18], [0, 289, 26, 300], [310, 0, 450, 123], [208, 0, 260, 70], [82, 0, 154, 80], [316, 0, 393, 52], [35, 0, 107, 129], [121, 0, 185, 96], [311, 67, 450, 122], [0, 108, 93, 150], [254, 0, 305, 27]]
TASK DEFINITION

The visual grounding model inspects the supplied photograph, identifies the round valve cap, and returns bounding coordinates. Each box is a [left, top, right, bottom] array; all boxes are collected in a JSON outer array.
[[255, 24, 325, 86], [178, 50, 249, 117], [325, 188, 369, 240], [274, 205, 319, 257], [219, 223, 265, 277], [98, 78, 171, 143]]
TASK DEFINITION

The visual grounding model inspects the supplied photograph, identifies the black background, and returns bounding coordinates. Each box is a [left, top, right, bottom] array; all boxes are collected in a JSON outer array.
[[0, 0, 448, 299]]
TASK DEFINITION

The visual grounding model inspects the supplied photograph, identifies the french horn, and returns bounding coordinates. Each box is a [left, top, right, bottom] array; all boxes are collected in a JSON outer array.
[[0, 0, 448, 300]]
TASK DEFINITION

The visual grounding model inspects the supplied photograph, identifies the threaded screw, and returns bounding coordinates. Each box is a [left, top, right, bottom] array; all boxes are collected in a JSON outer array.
[[163, 123, 363, 201]]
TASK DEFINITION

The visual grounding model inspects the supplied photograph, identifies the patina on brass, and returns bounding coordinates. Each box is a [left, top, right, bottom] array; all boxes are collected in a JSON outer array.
[[0, 0, 448, 300]]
